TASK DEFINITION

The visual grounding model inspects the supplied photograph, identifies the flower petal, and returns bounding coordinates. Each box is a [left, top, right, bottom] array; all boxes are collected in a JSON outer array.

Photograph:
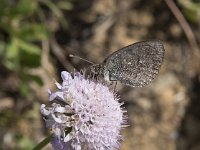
[[61, 71, 72, 81]]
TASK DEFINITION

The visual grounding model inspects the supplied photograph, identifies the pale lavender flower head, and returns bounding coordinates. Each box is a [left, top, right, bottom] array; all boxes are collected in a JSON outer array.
[[40, 71, 126, 150]]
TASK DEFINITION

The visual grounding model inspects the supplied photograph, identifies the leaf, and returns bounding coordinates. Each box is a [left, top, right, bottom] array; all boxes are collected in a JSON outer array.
[[41, 0, 68, 27], [178, 0, 200, 23], [13, 38, 42, 68], [26, 74, 43, 86], [56, 1, 73, 10], [19, 49, 41, 68], [6, 37, 19, 59], [4, 38, 20, 70], [19, 82, 30, 97], [4, 38, 42, 70], [19, 73, 43, 97], [10, 0, 37, 18], [18, 24, 49, 41], [0, 40, 6, 54], [18, 39, 41, 55]]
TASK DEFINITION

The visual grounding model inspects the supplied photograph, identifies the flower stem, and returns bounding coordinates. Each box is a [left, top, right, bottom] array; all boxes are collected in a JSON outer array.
[[32, 133, 53, 150]]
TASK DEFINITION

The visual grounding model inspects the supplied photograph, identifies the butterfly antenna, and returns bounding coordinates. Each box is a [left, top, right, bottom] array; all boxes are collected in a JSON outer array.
[[69, 54, 95, 65]]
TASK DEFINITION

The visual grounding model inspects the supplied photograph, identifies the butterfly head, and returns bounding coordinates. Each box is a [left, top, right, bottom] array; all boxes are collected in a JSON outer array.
[[87, 64, 105, 79]]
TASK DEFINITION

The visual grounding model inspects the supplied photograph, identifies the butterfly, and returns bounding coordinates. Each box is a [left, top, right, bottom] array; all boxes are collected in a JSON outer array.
[[88, 40, 164, 87]]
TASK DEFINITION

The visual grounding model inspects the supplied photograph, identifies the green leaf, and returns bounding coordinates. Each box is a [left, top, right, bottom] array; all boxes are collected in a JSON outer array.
[[19, 73, 43, 97], [18, 39, 41, 55], [41, 0, 68, 27], [0, 0, 8, 17], [19, 50, 41, 68], [20, 82, 30, 97], [56, 1, 73, 10], [6, 37, 19, 59], [4, 38, 42, 70], [10, 0, 37, 18], [0, 40, 6, 54], [13, 38, 41, 68], [18, 24, 49, 41], [4, 38, 20, 70], [26, 74, 43, 86], [178, 0, 200, 23]]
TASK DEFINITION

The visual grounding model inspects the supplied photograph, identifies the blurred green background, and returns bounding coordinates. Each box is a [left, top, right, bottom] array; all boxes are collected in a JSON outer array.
[[0, 0, 200, 150]]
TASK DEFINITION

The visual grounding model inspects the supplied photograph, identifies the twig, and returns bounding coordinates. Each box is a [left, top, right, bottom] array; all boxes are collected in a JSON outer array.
[[164, 0, 199, 56], [50, 38, 75, 72]]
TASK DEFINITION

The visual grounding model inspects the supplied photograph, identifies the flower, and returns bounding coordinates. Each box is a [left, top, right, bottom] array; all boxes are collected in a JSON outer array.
[[40, 71, 126, 150]]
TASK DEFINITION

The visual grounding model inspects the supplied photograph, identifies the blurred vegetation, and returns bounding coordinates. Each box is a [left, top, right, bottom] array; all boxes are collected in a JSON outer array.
[[178, 0, 200, 23], [0, 0, 200, 150], [0, 0, 74, 149], [0, 0, 73, 96]]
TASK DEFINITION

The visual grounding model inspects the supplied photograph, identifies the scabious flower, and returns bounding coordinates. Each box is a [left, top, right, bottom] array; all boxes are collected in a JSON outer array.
[[40, 71, 126, 150]]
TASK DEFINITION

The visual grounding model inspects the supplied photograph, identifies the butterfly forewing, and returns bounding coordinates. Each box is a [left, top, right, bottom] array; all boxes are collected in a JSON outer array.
[[102, 40, 164, 87]]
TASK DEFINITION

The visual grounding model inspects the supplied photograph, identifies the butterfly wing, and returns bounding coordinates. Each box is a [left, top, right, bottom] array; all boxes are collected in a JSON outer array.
[[102, 40, 164, 87]]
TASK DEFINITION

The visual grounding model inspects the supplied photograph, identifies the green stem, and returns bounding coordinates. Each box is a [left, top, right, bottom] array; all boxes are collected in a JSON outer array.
[[32, 133, 53, 150]]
